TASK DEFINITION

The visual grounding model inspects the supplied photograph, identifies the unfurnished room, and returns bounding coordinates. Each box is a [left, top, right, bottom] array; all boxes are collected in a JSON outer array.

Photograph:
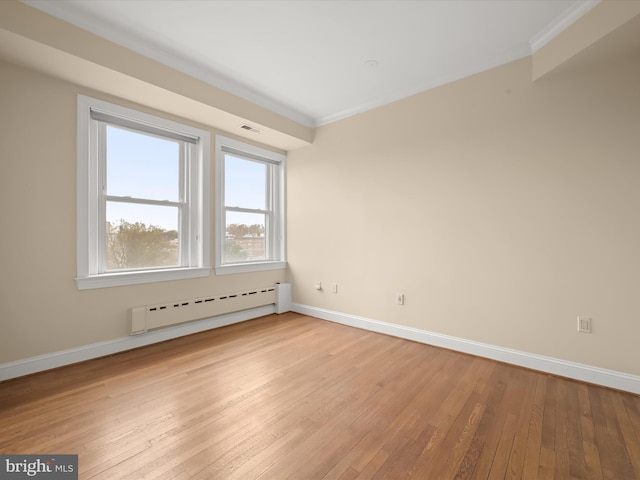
[[1, 0, 640, 478]]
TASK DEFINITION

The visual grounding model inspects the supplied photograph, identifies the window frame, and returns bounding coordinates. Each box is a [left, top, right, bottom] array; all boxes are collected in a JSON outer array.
[[76, 95, 211, 289], [214, 135, 286, 275]]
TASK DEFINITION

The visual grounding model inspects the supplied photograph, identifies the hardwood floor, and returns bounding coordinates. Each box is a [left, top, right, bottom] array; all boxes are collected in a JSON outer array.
[[1, 313, 639, 479]]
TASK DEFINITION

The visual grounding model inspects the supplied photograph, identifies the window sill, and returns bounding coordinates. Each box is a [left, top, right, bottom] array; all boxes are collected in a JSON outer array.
[[76, 267, 210, 290], [214, 261, 287, 276]]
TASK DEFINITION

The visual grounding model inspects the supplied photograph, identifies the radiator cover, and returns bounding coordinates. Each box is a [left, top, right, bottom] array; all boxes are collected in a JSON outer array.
[[130, 286, 277, 334]]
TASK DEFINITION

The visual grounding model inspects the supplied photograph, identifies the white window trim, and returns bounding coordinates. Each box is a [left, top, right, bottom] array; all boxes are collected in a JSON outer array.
[[214, 135, 286, 275], [76, 95, 211, 289]]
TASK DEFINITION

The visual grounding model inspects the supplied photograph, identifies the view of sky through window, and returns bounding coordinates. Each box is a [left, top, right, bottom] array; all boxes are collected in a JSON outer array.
[[106, 126, 180, 230], [224, 154, 267, 229], [106, 129, 264, 233]]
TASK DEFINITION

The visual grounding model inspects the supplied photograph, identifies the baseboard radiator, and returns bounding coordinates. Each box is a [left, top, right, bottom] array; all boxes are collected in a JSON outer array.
[[130, 283, 291, 335]]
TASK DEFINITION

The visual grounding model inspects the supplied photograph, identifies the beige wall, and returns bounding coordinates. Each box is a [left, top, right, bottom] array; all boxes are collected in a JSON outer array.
[[0, 61, 285, 364], [287, 52, 640, 376], [1, 3, 638, 380]]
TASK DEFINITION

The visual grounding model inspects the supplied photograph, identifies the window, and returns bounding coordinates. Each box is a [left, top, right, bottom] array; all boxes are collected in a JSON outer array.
[[215, 135, 286, 275], [77, 95, 210, 289]]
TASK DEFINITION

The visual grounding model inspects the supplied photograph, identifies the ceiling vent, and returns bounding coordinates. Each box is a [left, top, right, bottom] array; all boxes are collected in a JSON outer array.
[[240, 124, 261, 134]]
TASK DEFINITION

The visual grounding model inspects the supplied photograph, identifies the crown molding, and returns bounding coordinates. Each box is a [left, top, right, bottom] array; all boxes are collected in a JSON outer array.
[[529, 0, 601, 54], [21, 0, 315, 128], [22, 0, 600, 129], [316, 45, 530, 127]]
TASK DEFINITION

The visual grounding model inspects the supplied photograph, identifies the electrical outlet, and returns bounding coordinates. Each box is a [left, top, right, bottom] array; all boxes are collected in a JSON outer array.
[[577, 317, 592, 333], [396, 293, 404, 305], [331, 283, 338, 293]]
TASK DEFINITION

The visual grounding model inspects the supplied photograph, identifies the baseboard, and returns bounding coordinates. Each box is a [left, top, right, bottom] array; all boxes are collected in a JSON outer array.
[[292, 303, 640, 395], [5, 303, 638, 395], [0, 305, 276, 382]]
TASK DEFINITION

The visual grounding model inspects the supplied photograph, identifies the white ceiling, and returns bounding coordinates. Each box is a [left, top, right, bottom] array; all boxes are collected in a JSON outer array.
[[24, 0, 598, 127]]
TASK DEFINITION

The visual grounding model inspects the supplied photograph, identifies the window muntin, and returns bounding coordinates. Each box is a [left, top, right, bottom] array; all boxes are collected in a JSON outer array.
[[77, 95, 210, 289], [215, 136, 286, 275]]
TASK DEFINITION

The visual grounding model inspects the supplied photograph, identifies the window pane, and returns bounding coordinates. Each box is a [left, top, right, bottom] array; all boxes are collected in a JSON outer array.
[[225, 211, 266, 263], [106, 125, 180, 201], [224, 154, 266, 210], [106, 202, 179, 271]]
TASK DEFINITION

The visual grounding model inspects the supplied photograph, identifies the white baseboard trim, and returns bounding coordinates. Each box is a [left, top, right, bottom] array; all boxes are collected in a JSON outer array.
[[292, 303, 640, 395], [0, 305, 275, 382]]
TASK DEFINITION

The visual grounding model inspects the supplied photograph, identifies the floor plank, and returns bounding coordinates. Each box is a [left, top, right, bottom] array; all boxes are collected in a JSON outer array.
[[1, 313, 639, 479]]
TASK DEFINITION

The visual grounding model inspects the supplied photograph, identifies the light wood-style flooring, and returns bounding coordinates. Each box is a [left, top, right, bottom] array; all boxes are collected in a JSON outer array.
[[1, 313, 639, 479]]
